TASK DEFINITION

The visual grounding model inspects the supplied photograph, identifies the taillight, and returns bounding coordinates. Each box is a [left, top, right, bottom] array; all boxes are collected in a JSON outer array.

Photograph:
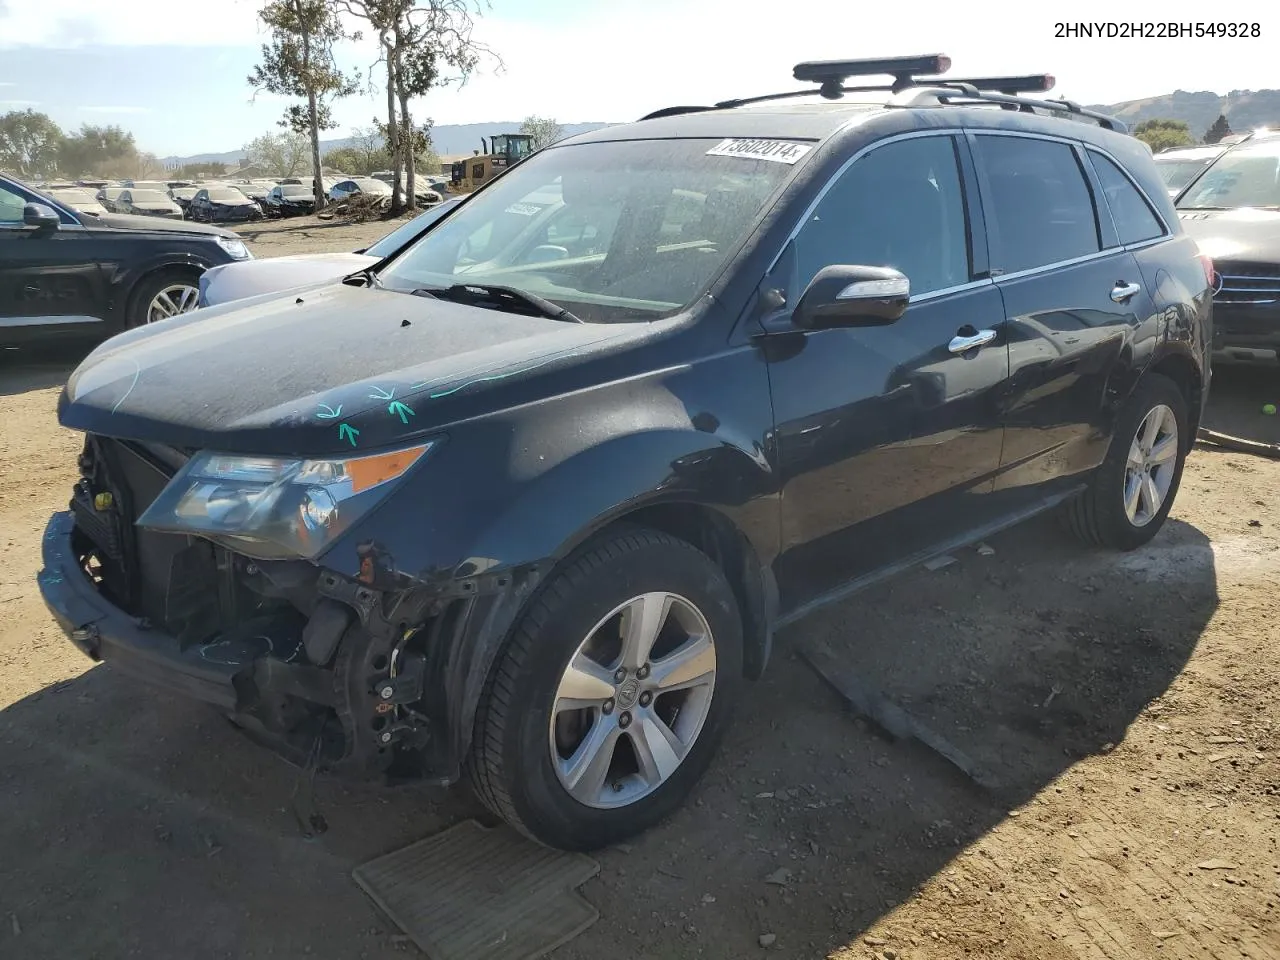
[[1198, 253, 1216, 289]]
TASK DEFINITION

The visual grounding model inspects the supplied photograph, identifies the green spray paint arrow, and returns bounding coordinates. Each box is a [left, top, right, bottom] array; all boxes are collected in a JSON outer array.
[[338, 422, 360, 447], [368, 385, 394, 401], [316, 402, 342, 419], [387, 400, 415, 424]]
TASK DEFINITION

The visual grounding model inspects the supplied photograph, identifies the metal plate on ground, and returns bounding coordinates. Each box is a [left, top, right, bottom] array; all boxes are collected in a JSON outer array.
[[353, 819, 600, 960]]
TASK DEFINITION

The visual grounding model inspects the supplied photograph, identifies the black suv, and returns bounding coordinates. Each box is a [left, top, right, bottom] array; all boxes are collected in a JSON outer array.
[[1173, 131, 1280, 367], [38, 56, 1212, 851], [1, 174, 252, 348]]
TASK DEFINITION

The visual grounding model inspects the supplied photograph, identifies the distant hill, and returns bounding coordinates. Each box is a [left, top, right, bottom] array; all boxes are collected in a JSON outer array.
[[160, 121, 615, 168], [1089, 89, 1280, 138]]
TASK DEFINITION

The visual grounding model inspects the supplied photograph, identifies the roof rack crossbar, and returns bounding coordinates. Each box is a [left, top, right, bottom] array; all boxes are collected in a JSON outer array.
[[916, 73, 1056, 95], [793, 54, 952, 97]]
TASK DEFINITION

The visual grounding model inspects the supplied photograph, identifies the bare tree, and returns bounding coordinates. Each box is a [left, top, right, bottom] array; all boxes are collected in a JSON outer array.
[[519, 116, 563, 151], [249, 0, 360, 211], [339, 0, 498, 211], [243, 131, 312, 176]]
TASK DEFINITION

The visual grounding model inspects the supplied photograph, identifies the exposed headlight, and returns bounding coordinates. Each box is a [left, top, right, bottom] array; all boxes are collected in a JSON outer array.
[[137, 443, 433, 559], [215, 236, 252, 260]]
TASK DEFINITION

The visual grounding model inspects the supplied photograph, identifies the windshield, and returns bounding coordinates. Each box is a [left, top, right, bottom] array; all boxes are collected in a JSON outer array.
[[1157, 159, 1214, 192], [1177, 140, 1280, 210], [280, 185, 311, 197], [378, 138, 800, 322], [365, 202, 460, 258], [208, 188, 245, 202], [128, 190, 168, 203]]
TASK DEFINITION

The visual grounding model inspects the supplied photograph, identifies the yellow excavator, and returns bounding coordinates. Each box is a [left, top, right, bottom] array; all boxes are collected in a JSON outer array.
[[449, 133, 535, 193]]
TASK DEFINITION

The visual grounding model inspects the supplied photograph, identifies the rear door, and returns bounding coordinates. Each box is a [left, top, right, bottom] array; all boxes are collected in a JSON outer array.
[[0, 179, 107, 340], [969, 132, 1157, 499]]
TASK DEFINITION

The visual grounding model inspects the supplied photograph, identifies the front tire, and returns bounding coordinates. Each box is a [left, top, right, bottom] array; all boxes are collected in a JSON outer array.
[[467, 526, 743, 851], [1063, 372, 1188, 550], [126, 269, 202, 328]]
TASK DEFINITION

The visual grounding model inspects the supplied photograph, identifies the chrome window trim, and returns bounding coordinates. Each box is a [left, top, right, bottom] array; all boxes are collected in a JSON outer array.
[[909, 277, 995, 304], [1122, 236, 1167, 254], [990, 247, 1129, 284]]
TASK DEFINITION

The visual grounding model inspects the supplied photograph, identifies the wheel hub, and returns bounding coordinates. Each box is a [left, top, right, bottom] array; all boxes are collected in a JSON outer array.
[[615, 676, 640, 709], [1123, 403, 1179, 527]]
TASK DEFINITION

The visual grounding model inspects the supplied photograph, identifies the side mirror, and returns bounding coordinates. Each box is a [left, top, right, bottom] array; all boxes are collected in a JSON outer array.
[[793, 264, 910, 330], [23, 203, 61, 230]]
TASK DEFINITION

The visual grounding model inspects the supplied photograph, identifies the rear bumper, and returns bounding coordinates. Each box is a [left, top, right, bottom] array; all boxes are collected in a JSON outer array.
[[38, 512, 244, 710]]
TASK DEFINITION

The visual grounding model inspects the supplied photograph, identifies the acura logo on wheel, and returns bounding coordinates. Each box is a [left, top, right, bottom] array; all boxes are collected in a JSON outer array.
[[616, 678, 640, 709]]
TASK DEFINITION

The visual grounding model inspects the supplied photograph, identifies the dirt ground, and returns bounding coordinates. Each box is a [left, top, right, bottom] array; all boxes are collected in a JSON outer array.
[[1, 217, 1278, 960]]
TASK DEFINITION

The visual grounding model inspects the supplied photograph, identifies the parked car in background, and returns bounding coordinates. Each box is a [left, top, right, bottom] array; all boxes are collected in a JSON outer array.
[[35, 55, 1211, 852], [123, 180, 172, 192], [235, 180, 274, 213], [96, 185, 127, 212], [1, 172, 251, 347], [116, 188, 184, 219], [199, 196, 464, 306], [329, 177, 394, 203], [1176, 132, 1280, 367], [186, 185, 264, 224], [1154, 145, 1226, 197], [262, 182, 318, 217], [168, 185, 202, 215], [42, 186, 107, 217]]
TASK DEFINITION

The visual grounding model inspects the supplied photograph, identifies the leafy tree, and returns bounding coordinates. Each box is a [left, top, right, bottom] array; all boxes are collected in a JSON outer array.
[[1133, 118, 1195, 153], [0, 109, 65, 179], [519, 116, 563, 151], [338, 0, 497, 211], [1203, 114, 1232, 144], [321, 145, 364, 173], [58, 124, 139, 178], [323, 125, 393, 175], [242, 131, 311, 176], [248, 0, 360, 210]]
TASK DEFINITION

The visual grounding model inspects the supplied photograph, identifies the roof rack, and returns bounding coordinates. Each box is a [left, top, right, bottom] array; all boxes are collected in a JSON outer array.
[[891, 86, 1126, 132], [636, 54, 1125, 132]]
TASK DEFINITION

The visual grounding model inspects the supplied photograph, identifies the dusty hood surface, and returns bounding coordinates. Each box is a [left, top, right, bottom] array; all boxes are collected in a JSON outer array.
[[90, 212, 237, 237], [200, 253, 376, 306], [60, 283, 649, 456], [1179, 207, 1280, 264]]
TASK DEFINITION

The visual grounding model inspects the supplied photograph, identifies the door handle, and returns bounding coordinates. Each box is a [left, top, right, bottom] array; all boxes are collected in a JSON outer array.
[[1110, 281, 1141, 303], [948, 328, 998, 354]]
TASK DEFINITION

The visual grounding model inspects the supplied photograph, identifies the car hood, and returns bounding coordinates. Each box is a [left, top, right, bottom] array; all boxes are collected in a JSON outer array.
[[1178, 207, 1280, 264], [200, 253, 376, 307], [59, 283, 653, 456], [90, 212, 236, 237]]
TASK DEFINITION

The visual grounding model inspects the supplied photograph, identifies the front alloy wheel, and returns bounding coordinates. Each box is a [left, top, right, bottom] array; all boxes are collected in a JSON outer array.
[[468, 527, 743, 851], [550, 592, 717, 808], [146, 283, 200, 323]]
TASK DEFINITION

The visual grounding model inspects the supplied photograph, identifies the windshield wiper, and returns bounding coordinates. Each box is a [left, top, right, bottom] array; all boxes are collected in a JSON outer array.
[[343, 265, 383, 288], [412, 283, 584, 323]]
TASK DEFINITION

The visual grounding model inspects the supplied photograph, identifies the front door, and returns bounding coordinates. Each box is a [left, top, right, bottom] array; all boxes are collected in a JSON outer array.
[[0, 181, 105, 343], [762, 133, 1010, 608]]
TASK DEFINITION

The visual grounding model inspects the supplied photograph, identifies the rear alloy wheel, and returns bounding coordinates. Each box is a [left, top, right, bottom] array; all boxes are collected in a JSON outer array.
[[467, 527, 742, 850], [1062, 372, 1189, 550]]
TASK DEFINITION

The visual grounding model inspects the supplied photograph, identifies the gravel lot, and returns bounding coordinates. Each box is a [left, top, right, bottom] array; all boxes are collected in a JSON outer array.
[[2, 215, 1278, 960]]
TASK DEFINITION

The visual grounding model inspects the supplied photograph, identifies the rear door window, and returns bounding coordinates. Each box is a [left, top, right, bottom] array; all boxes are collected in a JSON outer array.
[[973, 135, 1101, 274], [1089, 151, 1165, 245]]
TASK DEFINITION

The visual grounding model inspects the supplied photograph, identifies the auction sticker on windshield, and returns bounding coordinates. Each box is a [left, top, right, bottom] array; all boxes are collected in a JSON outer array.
[[706, 138, 812, 164]]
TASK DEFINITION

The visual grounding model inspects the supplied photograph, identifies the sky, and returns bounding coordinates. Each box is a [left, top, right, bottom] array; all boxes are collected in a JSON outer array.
[[0, 0, 1274, 158]]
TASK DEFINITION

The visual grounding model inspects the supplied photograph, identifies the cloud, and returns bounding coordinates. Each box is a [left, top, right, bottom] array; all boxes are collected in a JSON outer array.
[[80, 105, 152, 114], [0, 81, 15, 87], [0, 99, 39, 107]]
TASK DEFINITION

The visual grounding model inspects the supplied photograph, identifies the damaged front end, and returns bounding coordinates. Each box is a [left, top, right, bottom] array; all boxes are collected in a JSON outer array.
[[37, 434, 539, 783]]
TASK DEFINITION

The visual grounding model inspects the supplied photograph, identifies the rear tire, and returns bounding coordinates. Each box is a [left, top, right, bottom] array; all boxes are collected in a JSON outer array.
[[466, 526, 743, 851], [1062, 372, 1188, 550]]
